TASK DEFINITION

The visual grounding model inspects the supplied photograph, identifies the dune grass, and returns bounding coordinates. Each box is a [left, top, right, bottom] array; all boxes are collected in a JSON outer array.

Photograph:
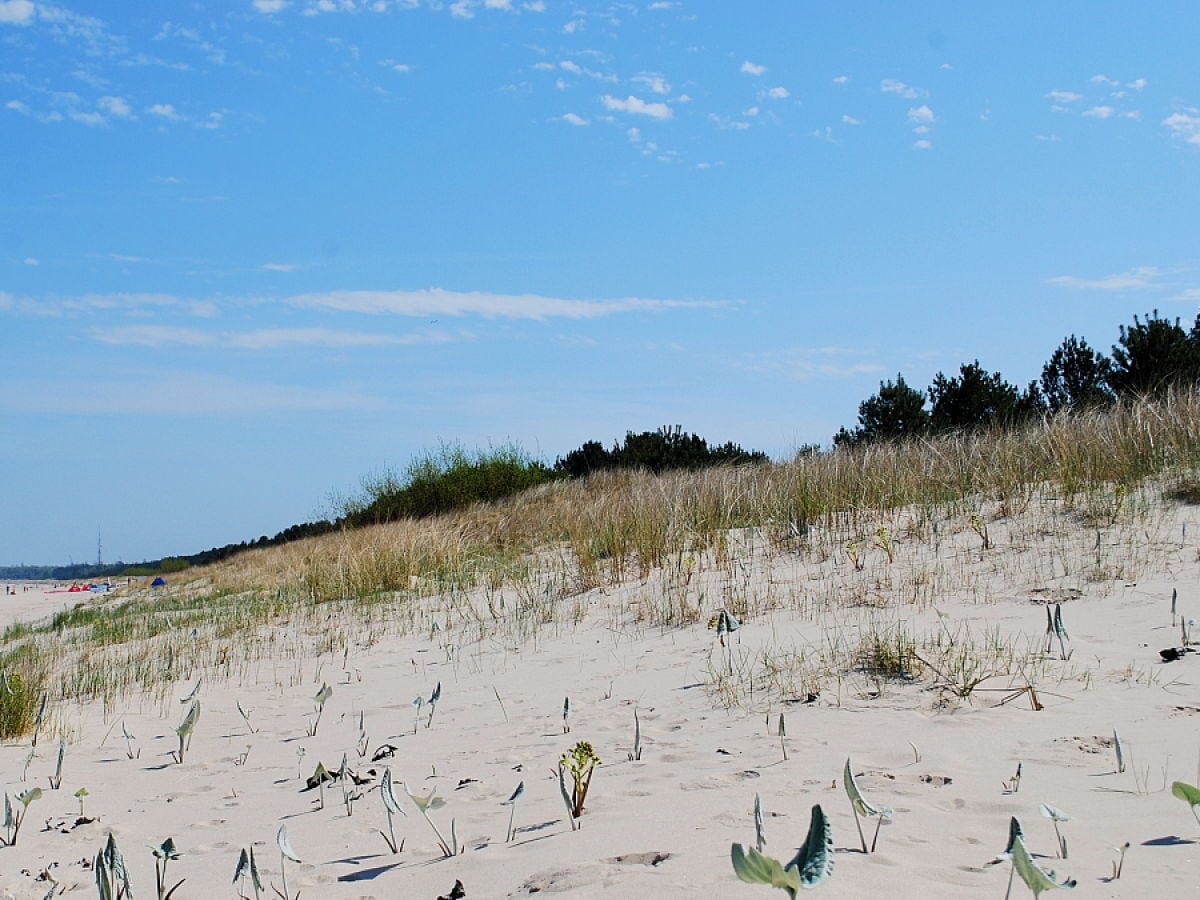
[[3, 392, 1200, 737]]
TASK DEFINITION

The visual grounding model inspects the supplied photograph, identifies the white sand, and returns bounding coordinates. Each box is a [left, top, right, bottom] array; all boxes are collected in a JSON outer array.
[[2, 500, 1200, 898]]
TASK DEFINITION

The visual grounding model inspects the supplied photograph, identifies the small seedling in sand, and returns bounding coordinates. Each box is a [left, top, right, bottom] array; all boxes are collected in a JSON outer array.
[[501, 781, 524, 843], [1110, 842, 1130, 880], [173, 700, 200, 764], [378, 768, 406, 854], [1009, 830, 1075, 898], [1004, 762, 1022, 794], [559, 741, 600, 821], [295, 747, 306, 780], [1039, 804, 1070, 859], [731, 803, 834, 895], [845, 541, 864, 571], [1044, 604, 1070, 660], [778, 713, 788, 762], [562, 696, 571, 734], [31, 691, 47, 747], [48, 740, 65, 789], [355, 711, 368, 758], [627, 708, 642, 762], [753, 792, 766, 853], [337, 753, 361, 815], [1171, 780, 1200, 826], [21, 746, 35, 780], [276, 825, 302, 900], [987, 816, 1024, 868], [121, 721, 140, 759], [1171, 588, 1178, 627], [0, 787, 41, 846], [74, 787, 89, 820], [237, 701, 257, 735], [234, 846, 264, 900], [1112, 729, 1126, 774], [95, 832, 133, 899], [308, 761, 331, 809], [969, 513, 991, 550], [151, 838, 184, 899], [426, 682, 442, 728], [403, 782, 458, 857], [873, 527, 895, 564], [307, 683, 332, 737], [715, 608, 741, 646], [844, 758, 893, 853], [1183, 617, 1196, 648]]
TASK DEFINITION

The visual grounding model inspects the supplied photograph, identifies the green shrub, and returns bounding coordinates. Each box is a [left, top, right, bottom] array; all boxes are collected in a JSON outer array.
[[0, 644, 49, 740]]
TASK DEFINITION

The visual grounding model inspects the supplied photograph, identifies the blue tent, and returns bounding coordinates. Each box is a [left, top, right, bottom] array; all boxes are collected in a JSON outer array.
[[151, 576, 167, 587]]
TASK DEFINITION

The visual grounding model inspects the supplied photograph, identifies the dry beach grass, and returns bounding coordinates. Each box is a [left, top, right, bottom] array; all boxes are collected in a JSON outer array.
[[3, 394, 1200, 897]]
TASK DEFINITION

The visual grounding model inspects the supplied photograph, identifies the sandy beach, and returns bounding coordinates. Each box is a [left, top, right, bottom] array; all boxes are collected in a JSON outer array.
[[2, 491, 1200, 899]]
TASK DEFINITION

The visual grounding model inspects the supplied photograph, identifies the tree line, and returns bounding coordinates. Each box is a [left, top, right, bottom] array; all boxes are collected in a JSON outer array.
[[834, 310, 1200, 447]]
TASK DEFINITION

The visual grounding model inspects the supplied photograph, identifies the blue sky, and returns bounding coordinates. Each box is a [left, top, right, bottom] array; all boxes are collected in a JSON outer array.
[[3, 1, 1200, 565]]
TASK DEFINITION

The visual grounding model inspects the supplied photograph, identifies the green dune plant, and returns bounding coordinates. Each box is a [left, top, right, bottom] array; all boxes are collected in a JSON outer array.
[[562, 696, 571, 734], [1044, 605, 1070, 659], [558, 740, 600, 822], [378, 768, 405, 853], [237, 700, 257, 735], [1039, 804, 1070, 858], [1112, 729, 1126, 774], [1110, 841, 1130, 880], [843, 758, 893, 853], [1004, 762, 1022, 794], [403, 782, 457, 857], [233, 846, 264, 899], [48, 739, 65, 789], [627, 708, 642, 762], [0, 787, 41, 847], [731, 803, 834, 895], [173, 699, 200, 764], [1171, 780, 1200, 825], [307, 683, 331, 736], [1009, 831, 1076, 898], [95, 832, 133, 899], [276, 825, 302, 900], [121, 721, 139, 759], [501, 781, 524, 843], [753, 792, 765, 853], [152, 838, 185, 899]]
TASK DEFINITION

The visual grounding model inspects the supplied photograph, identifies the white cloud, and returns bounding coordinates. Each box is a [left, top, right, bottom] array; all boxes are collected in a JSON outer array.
[[484, 0, 513, 9], [881, 79, 923, 99], [260, 263, 298, 272], [1083, 105, 1116, 119], [913, 139, 932, 150], [0, 0, 34, 25], [5, 99, 30, 115], [450, 0, 474, 18], [524, 1, 546, 10], [740, 61, 766, 76], [741, 347, 883, 381], [89, 325, 449, 350], [69, 110, 105, 126], [841, 114, 861, 126], [1128, 78, 1148, 91], [1046, 266, 1161, 291], [907, 105, 935, 124], [559, 60, 582, 74], [1045, 90, 1082, 104], [560, 112, 587, 126], [22, 257, 38, 266], [1091, 74, 1119, 87], [832, 75, 849, 85], [601, 94, 672, 120], [253, 0, 289, 11], [286, 288, 725, 319], [1170, 287, 1200, 302], [98, 96, 133, 118], [765, 86, 789, 100], [147, 103, 183, 120], [1162, 111, 1200, 144], [562, 18, 582, 33], [633, 73, 670, 95]]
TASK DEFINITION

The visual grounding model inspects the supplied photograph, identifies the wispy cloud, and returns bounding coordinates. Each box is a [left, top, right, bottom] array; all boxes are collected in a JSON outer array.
[[740, 61, 766, 76], [741, 347, 883, 381], [1046, 266, 1162, 291], [252, 0, 289, 12], [89, 324, 453, 350], [559, 112, 587, 126], [0, 0, 34, 25], [286, 288, 727, 319], [1083, 105, 1115, 119], [881, 78, 924, 99], [1045, 89, 1083, 104], [1163, 110, 1200, 144], [601, 94, 672, 119], [260, 262, 298, 272]]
